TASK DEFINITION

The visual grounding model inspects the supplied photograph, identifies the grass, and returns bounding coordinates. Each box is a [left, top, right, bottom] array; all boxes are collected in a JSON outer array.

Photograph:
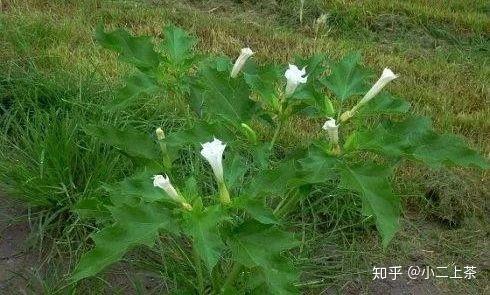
[[0, 0, 488, 293]]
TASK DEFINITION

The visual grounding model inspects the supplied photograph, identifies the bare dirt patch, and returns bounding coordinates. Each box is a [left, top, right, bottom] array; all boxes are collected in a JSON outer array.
[[0, 195, 38, 293]]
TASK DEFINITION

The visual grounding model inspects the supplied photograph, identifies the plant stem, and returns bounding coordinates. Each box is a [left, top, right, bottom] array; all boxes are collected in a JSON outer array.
[[269, 120, 283, 151], [275, 190, 300, 218], [220, 263, 242, 294], [193, 245, 205, 294]]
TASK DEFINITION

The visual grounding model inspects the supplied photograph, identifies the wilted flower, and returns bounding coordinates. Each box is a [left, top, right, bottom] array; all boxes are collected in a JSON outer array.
[[200, 138, 231, 204], [284, 64, 307, 97], [153, 175, 191, 209], [322, 118, 339, 145], [340, 68, 398, 122], [230, 47, 254, 78], [155, 127, 165, 140]]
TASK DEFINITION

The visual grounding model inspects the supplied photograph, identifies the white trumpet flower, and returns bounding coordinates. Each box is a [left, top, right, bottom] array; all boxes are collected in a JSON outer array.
[[322, 118, 339, 145], [230, 47, 254, 78], [200, 138, 231, 204], [340, 68, 398, 122], [357, 68, 398, 107], [200, 138, 227, 183], [284, 64, 307, 97]]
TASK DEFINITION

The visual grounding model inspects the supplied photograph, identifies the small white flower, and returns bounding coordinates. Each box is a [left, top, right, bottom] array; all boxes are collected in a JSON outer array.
[[200, 138, 227, 183], [155, 127, 165, 140], [230, 47, 254, 78], [284, 64, 307, 97], [357, 68, 398, 107], [322, 118, 339, 145], [153, 174, 182, 202]]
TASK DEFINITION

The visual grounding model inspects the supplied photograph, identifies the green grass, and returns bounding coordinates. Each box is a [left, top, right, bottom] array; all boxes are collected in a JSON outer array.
[[0, 0, 488, 293]]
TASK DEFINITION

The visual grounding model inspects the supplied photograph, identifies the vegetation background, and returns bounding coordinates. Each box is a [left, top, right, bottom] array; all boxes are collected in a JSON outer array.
[[0, 0, 488, 293]]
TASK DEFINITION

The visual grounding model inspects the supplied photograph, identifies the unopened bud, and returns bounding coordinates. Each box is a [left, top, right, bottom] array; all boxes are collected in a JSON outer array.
[[156, 127, 165, 140]]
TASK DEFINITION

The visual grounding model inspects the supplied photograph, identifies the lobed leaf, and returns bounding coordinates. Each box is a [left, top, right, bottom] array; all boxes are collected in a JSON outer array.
[[183, 205, 226, 272], [349, 116, 489, 169], [163, 25, 196, 64], [358, 93, 410, 115], [228, 221, 299, 294], [85, 125, 160, 161], [322, 52, 370, 101], [193, 59, 256, 124], [71, 202, 176, 282], [340, 163, 400, 247], [95, 25, 160, 71]]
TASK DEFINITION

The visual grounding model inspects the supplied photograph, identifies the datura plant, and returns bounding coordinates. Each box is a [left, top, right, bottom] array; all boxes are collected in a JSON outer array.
[[72, 25, 488, 293]]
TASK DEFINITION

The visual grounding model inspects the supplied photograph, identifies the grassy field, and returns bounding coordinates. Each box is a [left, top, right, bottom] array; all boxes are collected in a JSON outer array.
[[0, 0, 488, 293]]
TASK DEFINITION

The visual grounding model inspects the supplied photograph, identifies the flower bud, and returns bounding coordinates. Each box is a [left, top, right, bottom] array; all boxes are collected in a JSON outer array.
[[322, 118, 339, 145], [156, 127, 165, 140], [230, 47, 254, 78], [153, 174, 191, 209]]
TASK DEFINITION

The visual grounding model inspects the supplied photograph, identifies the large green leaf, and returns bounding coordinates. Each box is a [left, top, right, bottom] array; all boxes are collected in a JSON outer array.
[[183, 205, 226, 272], [228, 221, 299, 294], [163, 121, 237, 162], [71, 202, 176, 282], [163, 25, 196, 64], [247, 161, 300, 197], [348, 116, 489, 169], [322, 53, 370, 101], [233, 196, 278, 224], [104, 171, 170, 206], [95, 25, 160, 71], [85, 125, 160, 160], [358, 93, 410, 115], [111, 71, 159, 109], [194, 59, 256, 123], [340, 163, 400, 247], [297, 146, 339, 184], [243, 61, 282, 108], [73, 198, 110, 220]]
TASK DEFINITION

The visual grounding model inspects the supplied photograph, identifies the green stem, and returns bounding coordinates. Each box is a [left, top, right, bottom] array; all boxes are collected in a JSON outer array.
[[269, 120, 284, 151], [221, 263, 242, 294], [193, 245, 205, 294], [275, 190, 300, 218]]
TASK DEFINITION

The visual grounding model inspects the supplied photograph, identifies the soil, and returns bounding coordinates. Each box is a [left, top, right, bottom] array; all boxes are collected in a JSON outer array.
[[0, 195, 38, 293]]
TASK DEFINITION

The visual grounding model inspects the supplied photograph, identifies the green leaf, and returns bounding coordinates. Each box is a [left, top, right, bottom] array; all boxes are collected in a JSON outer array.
[[71, 202, 175, 282], [225, 153, 248, 190], [358, 93, 410, 115], [350, 117, 489, 169], [111, 72, 159, 109], [163, 121, 237, 161], [340, 163, 400, 247], [73, 198, 110, 220], [294, 54, 326, 82], [183, 205, 226, 272], [228, 221, 299, 294], [163, 25, 196, 64], [104, 171, 169, 206], [194, 59, 256, 123], [95, 25, 160, 71], [85, 125, 160, 161], [233, 196, 278, 224], [248, 161, 299, 197], [243, 61, 282, 107], [322, 52, 370, 101], [298, 146, 339, 184]]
